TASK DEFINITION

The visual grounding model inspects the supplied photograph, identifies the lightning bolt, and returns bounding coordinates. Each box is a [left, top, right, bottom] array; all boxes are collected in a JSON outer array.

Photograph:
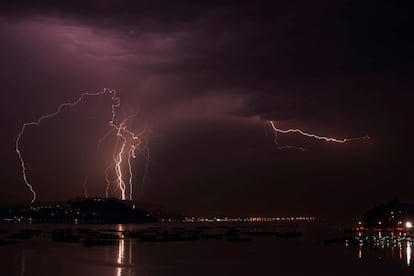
[[105, 164, 115, 198], [140, 141, 151, 194], [115, 137, 127, 200], [96, 128, 115, 153], [128, 145, 137, 201], [108, 113, 144, 200], [16, 89, 112, 203], [269, 121, 370, 151], [83, 176, 89, 198], [16, 88, 148, 203]]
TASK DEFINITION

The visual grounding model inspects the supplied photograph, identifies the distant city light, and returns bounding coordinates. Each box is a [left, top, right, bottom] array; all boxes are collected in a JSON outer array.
[[406, 221, 413, 229], [181, 216, 317, 223]]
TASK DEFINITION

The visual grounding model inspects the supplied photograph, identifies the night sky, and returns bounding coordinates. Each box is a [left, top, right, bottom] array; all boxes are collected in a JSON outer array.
[[0, 0, 413, 221]]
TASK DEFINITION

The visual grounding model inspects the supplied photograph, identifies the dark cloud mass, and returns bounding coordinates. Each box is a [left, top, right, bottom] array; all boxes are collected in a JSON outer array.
[[0, 0, 413, 221]]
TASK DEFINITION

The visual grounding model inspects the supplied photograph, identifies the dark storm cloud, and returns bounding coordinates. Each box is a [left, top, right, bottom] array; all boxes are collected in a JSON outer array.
[[0, 0, 413, 220]]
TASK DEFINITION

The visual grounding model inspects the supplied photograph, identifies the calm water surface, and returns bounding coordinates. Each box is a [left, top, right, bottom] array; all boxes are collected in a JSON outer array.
[[0, 222, 413, 276]]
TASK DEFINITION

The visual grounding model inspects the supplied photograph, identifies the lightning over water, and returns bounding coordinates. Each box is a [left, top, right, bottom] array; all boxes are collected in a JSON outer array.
[[16, 88, 147, 203], [17, 88, 370, 204], [269, 121, 370, 151], [140, 141, 151, 194], [83, 176, 89, 198]]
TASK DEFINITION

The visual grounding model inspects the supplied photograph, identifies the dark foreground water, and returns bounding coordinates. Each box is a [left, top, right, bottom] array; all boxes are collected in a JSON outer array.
[[0, 222, 413, 276]]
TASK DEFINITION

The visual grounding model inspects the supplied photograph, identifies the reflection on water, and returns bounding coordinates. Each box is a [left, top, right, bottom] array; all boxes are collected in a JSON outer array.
[[116, 225, 132, 276], [3, 223, 414, 276], [407, 242, 411, 266], [352, 231, 414, 267], [20, 251, 26, 276], [358, 246, 362, 259]]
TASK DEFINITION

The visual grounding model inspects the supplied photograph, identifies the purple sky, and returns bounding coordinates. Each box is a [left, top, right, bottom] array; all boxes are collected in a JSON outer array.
[[0, 0, 413, 220]]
